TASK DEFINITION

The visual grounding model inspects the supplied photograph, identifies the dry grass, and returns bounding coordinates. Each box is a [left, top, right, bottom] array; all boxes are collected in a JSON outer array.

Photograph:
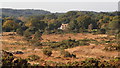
[[1, 32, 119, 64]]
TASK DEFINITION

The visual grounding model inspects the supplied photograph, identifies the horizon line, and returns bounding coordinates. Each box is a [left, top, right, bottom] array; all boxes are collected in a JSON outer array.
[[1, 8, 118, 13]]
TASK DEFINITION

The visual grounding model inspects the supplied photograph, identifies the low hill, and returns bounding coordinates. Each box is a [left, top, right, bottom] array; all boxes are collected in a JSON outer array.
[[1, 8, 51, 17]]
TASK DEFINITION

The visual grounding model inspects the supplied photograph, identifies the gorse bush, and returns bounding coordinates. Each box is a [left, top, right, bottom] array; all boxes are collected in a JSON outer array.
[[80, 58, 111, 67], [98, 29, 106, 34], [43, 49, 52, 56], [33, 42, 42, 46], [60, 50, 76, 58], [16, 28, 24, 36], [47, 39, 89, 49], [28, 55, 40, 61], [104, 45, 120, 51], [2, 50, 120, 67], [2, 50, 30, 67]]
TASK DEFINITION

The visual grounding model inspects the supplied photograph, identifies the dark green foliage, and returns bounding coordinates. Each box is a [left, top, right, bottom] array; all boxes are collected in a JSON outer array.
[[43, 49, 52, 56], [107, 16, 120, 34], [14, 51, 24, 54], [23, 29, 32, 42], [27, 27, 38, 34], [68, 20, 80, 33], [44, 29, 63, 34], [32, 20, 47, 30], [47, 22, 61, 30], [2, 8, 51, 17], [116, 33, 120, 45], [28, 55, 40, 61], [104, 45, 120, 51], [13, 58, 29, 67], [2, 8, 120, 34], [46, 57, 119, 67], [104, 33, 120, 51], [16, 28, 24, 36], [108, 16, 120, 30], [45, 14, 57, 19], [98, 29, 106, 34], [77, 15, 94, 29], [30, 31, 43, 46], [80, 58, 118, 67], [33, 42, 42, 46], [33, 31, 43, 41], [2, 20, 19, 32], [60, 50, 76, 58], [48, 39, 89, 49], [2, 50, 120, 67], [24, 28, 33, 36], [81, 58, 100, 67], [2, 50, 30, 67]]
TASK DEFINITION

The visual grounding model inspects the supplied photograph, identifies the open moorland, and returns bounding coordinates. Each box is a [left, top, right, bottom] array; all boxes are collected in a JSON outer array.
[[1, 32, 120, 67]]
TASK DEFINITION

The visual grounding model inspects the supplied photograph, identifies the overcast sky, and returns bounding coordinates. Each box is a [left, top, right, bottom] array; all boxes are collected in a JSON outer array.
[[0, 2, 119, 13], [0, 0, 119, 2]]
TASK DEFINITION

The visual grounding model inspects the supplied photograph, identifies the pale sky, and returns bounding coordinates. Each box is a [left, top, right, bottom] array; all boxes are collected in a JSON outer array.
[[0, 1, 119, 13], [0, 0, 119, 2]]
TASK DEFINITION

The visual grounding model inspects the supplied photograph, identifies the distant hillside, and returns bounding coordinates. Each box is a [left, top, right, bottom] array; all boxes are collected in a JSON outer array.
[[1, 8, 51, 17]]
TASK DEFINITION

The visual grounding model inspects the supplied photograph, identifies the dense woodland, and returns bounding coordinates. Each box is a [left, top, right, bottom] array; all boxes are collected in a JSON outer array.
[[1, 8, 120, 35]]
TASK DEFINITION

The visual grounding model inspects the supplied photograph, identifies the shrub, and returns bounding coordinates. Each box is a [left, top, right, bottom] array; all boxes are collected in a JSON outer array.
[[16, 28, 24, 36], [14, 51, 24, 54], [49, 39, 89, 49], [104, 45, 120, 51], [43, 49, 52, 56], [33, 42, 42, 46], [81, 58, 100, 67], [60, 50, 76, 58], [13, 58, 30, 67], [28, 55, 40, 61], [23, 29, 32, 41], [98, 29, 106, 34], [2, 50, 30, 67], [50, 39, 79, 49]]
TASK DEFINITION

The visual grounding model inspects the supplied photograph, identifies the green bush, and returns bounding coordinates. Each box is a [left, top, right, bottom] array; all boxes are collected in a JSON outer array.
[[2, 50, 30, 67], [60, 50, 76, 58], [28, 55, 40, 61], [33, 42, 42, 46], [48, 39, 89, 49], [98, 29, 106, 34], [16, 28, 24, 36], [43, 49, 52, 56], [81, 58, 101, 67], [104, 45, 120, 51]]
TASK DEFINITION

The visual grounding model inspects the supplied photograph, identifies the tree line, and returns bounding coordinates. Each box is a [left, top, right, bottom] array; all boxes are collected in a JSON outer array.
[[1, 10, 120, 35]]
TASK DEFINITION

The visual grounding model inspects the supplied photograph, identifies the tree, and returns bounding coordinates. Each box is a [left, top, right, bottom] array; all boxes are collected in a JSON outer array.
[[45, 14, 57, 19], [16, 28, 24, 36], [66, 11, 77, 17], [47, 22, 61, 30], [108, 20, 120, 30], [98, 29, 106, 34], [3, 20, 19, 32], [23, 29, 32, 42], [33, 31, 43, 42], [107, 16, 120, 34], [68, 20, 79, 32], [77, 15, 93, 29], [25, 19, 47, 30], [27, 30, 43, 46]]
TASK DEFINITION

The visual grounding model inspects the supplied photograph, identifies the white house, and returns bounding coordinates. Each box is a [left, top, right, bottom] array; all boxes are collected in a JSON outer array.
[[59, 24, 68, 30]]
